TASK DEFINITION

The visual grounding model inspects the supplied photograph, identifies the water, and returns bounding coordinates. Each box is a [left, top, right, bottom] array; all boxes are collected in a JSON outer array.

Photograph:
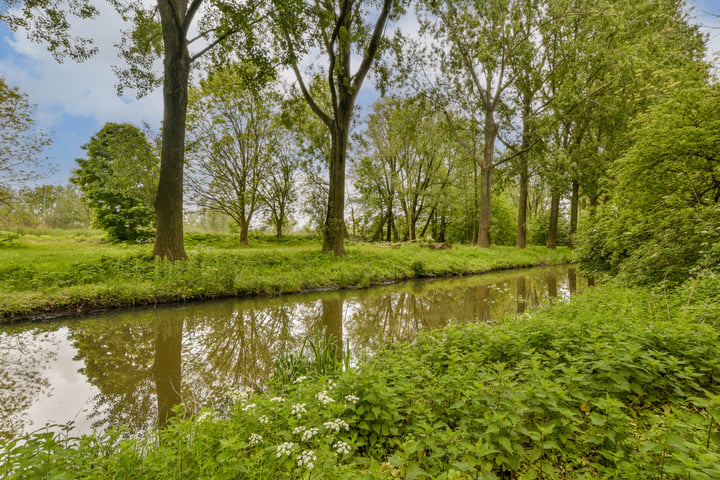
[[0, 265, 589, 439]]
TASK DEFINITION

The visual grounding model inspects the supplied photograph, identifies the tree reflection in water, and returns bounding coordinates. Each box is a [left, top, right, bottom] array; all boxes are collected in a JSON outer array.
[[0, 326, 59, 439], [1, 265, 591, 438]]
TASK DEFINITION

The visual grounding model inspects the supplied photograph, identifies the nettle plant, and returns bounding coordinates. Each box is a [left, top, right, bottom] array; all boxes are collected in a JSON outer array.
[[172, 377, 363, 478]]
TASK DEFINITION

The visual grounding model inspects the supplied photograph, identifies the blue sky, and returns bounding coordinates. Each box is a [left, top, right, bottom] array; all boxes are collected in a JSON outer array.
[[1, 1, 720, 188]]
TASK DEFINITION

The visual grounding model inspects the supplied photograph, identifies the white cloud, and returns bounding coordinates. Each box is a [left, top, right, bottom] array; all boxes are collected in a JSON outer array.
[[0, 2, 163, 132]]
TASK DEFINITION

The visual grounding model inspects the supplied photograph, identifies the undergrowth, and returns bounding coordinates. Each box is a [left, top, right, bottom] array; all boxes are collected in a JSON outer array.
[[2, 275, 719, 478]]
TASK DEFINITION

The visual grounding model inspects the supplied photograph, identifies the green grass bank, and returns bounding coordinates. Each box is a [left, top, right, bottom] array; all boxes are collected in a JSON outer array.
[[0, 232, 571, 323], [2, 277, 719, 479]]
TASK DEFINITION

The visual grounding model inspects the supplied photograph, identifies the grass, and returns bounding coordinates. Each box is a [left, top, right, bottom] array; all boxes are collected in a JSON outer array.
[[2, 275, 719, 479], [0, 231, 572, 323]]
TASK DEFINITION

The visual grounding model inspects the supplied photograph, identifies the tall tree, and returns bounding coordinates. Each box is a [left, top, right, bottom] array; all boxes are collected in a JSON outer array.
[[113, 0, 266, 259], [2, 0, 265, 259], [186, 65, 279, 245], [259, 129, 299, 238], [359, 96, 451, 241], [270, 0, 401, 255], [420, 0, 532, 247]]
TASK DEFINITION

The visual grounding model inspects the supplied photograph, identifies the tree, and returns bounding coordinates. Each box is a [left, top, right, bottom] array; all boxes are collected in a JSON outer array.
[[260, 129, 299, 238], [112, 0, 267, 259], [540, 0, 706, 248], [72, 123, 159, 241], [270, 0, 401, 255], [419, 0, 533, 247], [186, 65, 280, 245], [2, 0, 266, 259], [0, 78, 52, 189], [358, 96, 452, 241], [281, 79, 333, 234]]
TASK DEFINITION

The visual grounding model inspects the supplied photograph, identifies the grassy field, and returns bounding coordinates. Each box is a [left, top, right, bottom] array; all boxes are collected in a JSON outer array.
[[2, 277, 719, 479], [0, 231, 572, 322]]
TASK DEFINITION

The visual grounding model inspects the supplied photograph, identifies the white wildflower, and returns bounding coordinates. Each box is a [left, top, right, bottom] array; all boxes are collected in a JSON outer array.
[[296, 449, 316, 470], [291, 403, 307, 418], [276, 442, 295, 458], [324, 418, 349, 433], [230, 388, 250, 403], [248, 433, 263, 446], [258, 415, 270, 425], [334, 441, 351, 455], [344, 394, 359, 404], [301, 427, 319, 442], [316, 390, 334, 404], [241, 403, 257, 412], [270, 396, 285, 403], [293, 376, 308, 384], [327, 380, 336, 390], [292, 426, 307, 435]]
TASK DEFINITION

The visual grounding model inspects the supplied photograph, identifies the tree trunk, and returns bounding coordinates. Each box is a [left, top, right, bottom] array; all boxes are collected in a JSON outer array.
[[546, 272, 557, 298], [569, 179, 579, 248], [153, 0, 190, 261], [386, 202, 393, 243], [153, 315, 184, 426], [547, 191, 560, 249], [477, 118, 497, 248], [240, 218, 249, 246], [323, 125, 347, 255], [516, 93, 532, 249], [568, 267, 577, 294], [516, 166, 528, 248], [439, 214, 446, 243], [321, 297, 343, 362]]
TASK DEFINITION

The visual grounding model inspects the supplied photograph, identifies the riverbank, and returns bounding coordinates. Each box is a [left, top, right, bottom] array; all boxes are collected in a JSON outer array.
[[2, 277, 719, 478], [0, 232, 572, 323]]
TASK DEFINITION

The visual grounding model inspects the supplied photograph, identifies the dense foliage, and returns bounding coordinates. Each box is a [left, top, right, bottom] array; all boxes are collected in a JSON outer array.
[[2, 278, 720, 478], [72, 123, 159, 242], [577, 76, 720, 284]]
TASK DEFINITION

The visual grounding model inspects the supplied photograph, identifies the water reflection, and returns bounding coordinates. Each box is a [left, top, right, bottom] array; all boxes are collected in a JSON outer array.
[[0, 265, 589, 439]]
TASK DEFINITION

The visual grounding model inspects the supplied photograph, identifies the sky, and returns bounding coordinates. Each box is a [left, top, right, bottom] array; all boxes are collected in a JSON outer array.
[[1, 1, 720, 188]]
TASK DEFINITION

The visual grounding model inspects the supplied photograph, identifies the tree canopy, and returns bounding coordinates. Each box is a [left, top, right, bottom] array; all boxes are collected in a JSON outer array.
[[72, 123, 159, 241]]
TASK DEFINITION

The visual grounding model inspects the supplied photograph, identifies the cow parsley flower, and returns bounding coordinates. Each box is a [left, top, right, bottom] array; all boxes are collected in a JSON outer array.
[[230, 388, 250, 403], [293, 376, 308, 384], [301, 427, 319, 442], [276, 442, 294, 458], [258, 415, 270, 425], [334, 441, 351, 455], [248, 433, 263, 446], [316, 390, 334, 404], [270, 396, 285, 403], [291, 403, 307, 418], [324, 418, 349, 433], [344, 394, 359, 404], [296, 449, 316, 470]]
